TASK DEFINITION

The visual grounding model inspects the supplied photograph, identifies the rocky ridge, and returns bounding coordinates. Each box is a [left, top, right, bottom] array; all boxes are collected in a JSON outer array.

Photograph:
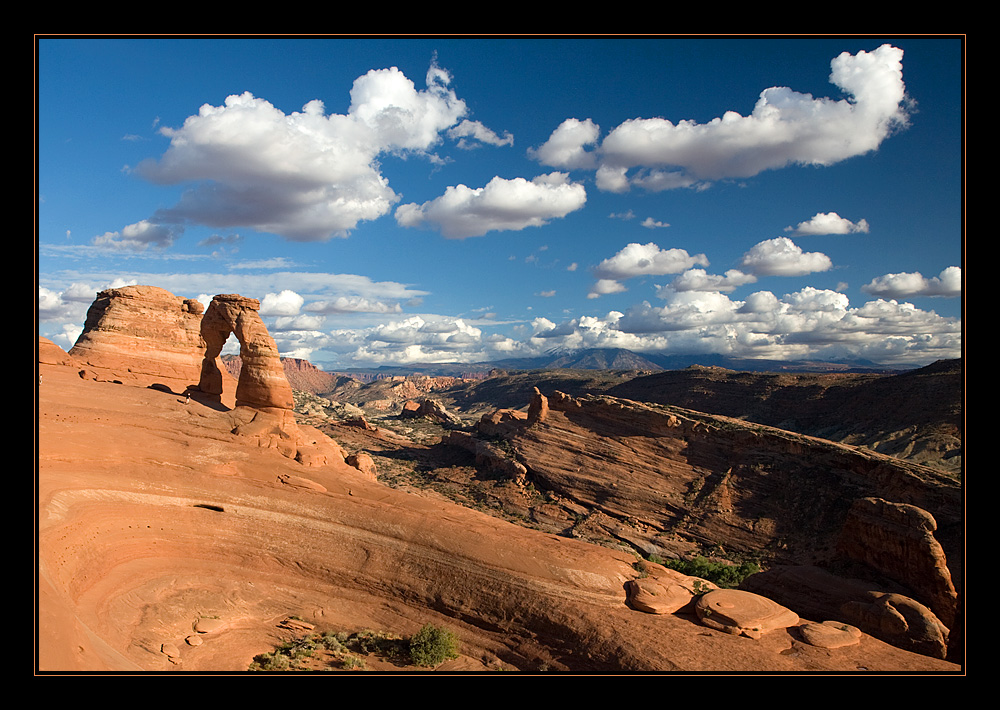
[[608, 361, 962, 474], [443, 387, 962, 660]]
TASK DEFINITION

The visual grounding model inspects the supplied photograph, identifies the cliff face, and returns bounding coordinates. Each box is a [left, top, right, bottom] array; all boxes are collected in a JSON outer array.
[[608, 360, 963, 474], [496, 391, 960, 564]]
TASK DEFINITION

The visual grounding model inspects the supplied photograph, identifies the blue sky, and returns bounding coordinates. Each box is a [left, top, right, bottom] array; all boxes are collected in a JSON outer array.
[[37, 36, 964, 370]]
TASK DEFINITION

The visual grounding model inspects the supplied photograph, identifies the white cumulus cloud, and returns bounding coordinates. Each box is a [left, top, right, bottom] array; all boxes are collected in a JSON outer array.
[[395, 172, 587, 239], [861, 266, 962, 298], [260, 289, 305, 317], [739, 237, 833, 277], [130, 61, 475, 242], [593, 242, 710, 282], [786, 211, 870, 235], [528, 118, 600, 170], [666, 268, 758, 293], [594, 44, 910, 191]]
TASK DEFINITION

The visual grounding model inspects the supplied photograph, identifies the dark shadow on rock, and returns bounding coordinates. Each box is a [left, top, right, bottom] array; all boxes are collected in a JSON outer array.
[[188, 391, 231, 412]]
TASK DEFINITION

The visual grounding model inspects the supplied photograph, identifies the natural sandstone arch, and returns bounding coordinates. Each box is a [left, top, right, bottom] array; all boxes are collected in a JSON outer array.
[[198, 294, 294, 410]]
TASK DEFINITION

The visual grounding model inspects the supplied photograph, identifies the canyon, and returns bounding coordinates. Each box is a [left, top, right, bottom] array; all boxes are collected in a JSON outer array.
[[36, 285, 963, 673]]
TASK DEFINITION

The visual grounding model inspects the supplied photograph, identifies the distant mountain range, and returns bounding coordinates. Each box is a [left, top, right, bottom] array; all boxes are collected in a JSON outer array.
[[315, 347, 910, 378]]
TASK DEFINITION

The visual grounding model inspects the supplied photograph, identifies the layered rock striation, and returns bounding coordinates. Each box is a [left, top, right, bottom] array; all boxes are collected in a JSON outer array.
[[450, 388, 962, 660], [68, 285, 207, 388], [199, 294, 293, 411]]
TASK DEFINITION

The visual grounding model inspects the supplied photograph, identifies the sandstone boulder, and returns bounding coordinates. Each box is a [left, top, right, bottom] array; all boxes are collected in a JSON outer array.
[[841, 592, 950, 660], [741, 564, 950, 659], [798, 621, 863, 649], [626, 565, 718, 615], [346, 452, 378, 480]]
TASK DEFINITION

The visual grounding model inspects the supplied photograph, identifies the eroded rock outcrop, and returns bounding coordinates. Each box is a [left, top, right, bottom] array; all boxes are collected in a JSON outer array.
[[199, 294, 293, 411], [64, 286, 347, 466], [741, 564, 951, 659], [448, 387, 962, 659], [459, 390, 961, 569], [837, 497, 958, 630], [38, 336, 79, 367], [694, 589, 799, 639], [399, 398, 462, 426], [68, 285, 208, 388]]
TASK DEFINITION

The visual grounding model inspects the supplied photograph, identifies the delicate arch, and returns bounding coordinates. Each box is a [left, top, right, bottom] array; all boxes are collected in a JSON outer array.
[[198, 294, 294, 410]]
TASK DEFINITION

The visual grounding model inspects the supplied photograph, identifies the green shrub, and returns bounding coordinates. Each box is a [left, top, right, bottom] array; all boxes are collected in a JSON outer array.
[[249, 651, 292, 671], [353, 629, 408, 658], [408, 624, 460, 667], [320, 631, 344, 653], [659, 555, 760, 588], [341, 654, 366, 670]]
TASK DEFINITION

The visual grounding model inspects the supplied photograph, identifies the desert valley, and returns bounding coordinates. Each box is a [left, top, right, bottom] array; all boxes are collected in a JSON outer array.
[[36, 285, 964, 674]]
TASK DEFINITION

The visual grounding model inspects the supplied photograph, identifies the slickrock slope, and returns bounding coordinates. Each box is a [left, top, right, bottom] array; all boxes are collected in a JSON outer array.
[[36, 354, 959, 672], [453, 389, 962, 661]]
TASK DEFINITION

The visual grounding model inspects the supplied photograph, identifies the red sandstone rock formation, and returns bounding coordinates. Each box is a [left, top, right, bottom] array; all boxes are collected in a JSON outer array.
[[199, 294, 293, 411], [399, 398, 462, 425], [453, 389, 961, 659], [37, 334, 963, 673], [741, 565, 952, 660], [837, 497, 958, 630], [37, 346, 962, 673], [64, 286, 340, 465], [625, 564, 717, 615], [68, 285, 208, 389], [38, 336, 78, 367], [695, 589, 800, 640]]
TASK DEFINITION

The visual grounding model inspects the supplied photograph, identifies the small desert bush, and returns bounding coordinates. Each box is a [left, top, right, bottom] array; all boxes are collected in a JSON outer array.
[[659, 555, 760, 589], [408, 624, 460, 667], [353, 629, 408, 659], [320, 631, 344, 653], [341, 654, 366, 670], [249, 651, 293, 671]]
